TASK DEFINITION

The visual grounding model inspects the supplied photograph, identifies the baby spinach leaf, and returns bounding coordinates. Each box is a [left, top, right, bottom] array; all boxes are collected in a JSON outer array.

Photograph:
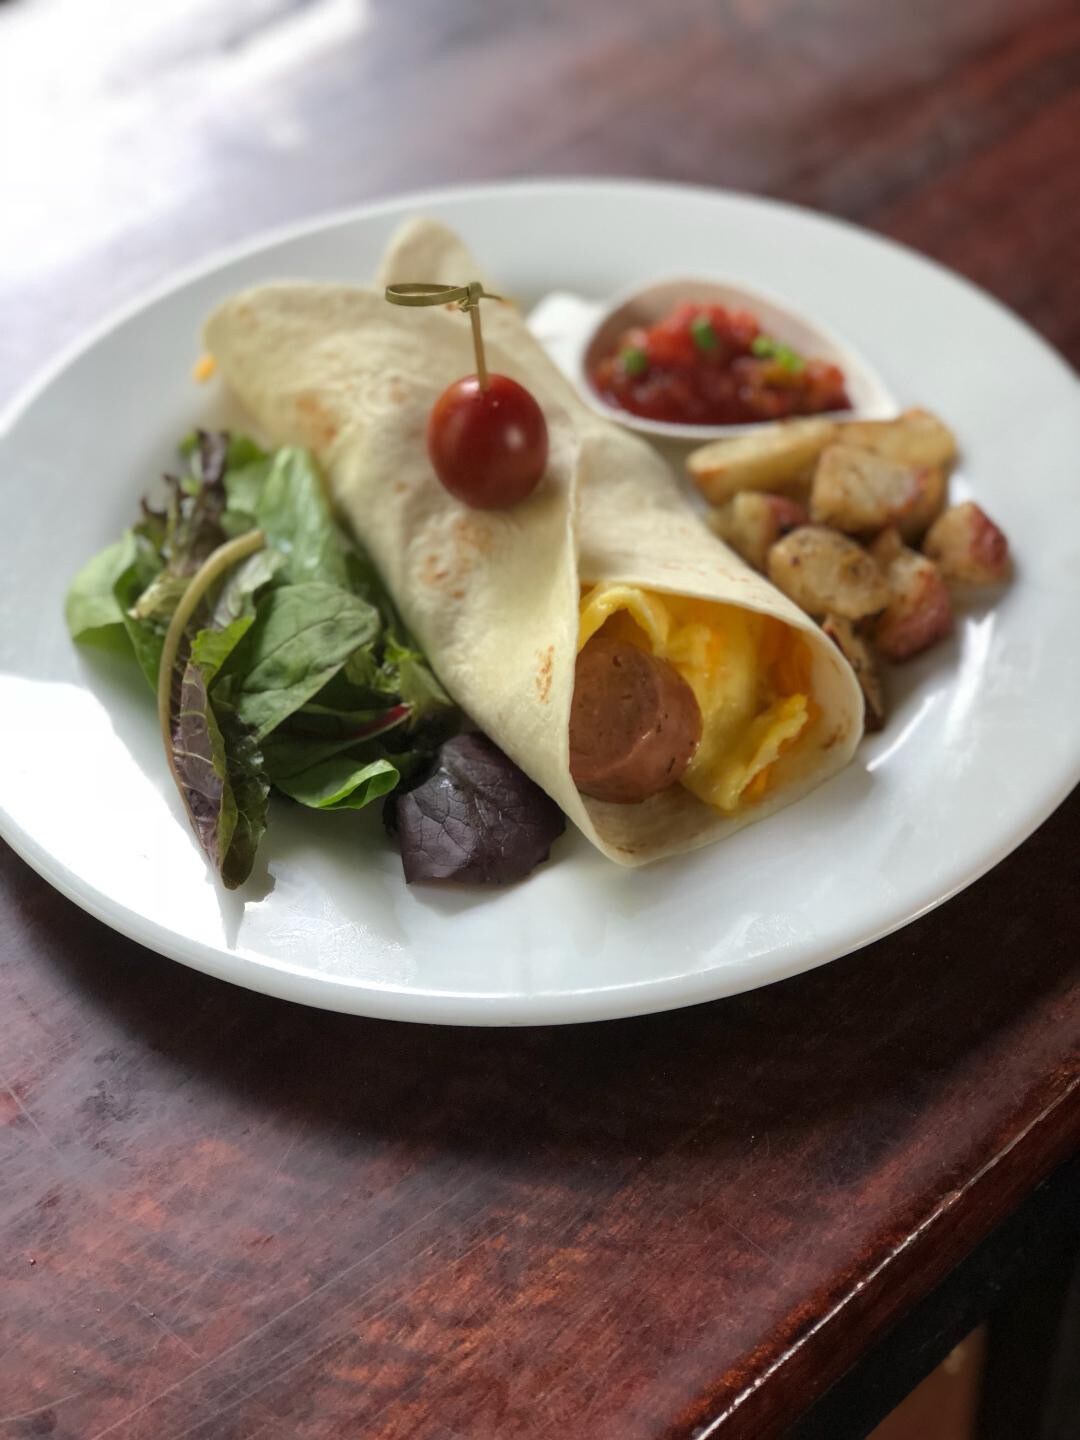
[[190, 617, 253, 686], [227, 435, 268, 470], [272, 754, 401, 811], [254, 448, 352, 588], [278, 700, 412, 741], [261, 731, 364, 781], [261, 704, 416, 781], [284, 702, 392, 737], [116, 576, 166, 689], [222, 457, 272, 534], [65, 532, 139, 641], [186, 545, 287, 684], [211, 546, 285, 629], [68, 532, 169, 687], [223, 582, 380, 740], [262, 726, 425, 812]]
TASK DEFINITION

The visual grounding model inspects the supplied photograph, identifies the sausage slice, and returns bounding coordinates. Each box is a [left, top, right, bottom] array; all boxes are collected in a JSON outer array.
[[570, 635, 702, 804]]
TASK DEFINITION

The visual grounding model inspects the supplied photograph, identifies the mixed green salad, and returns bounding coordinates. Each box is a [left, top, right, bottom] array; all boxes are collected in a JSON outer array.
[[65, 432, 459, 887]]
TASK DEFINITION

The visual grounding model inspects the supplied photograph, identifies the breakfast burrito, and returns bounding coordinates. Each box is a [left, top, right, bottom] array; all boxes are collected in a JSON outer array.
[[203, 220, 862, 865]]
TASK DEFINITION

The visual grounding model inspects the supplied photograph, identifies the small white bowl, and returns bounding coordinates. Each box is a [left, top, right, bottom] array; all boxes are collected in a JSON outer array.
[[528, 275, 897, 444]]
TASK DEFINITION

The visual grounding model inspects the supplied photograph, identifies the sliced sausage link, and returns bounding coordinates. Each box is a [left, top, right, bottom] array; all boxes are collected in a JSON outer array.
[[569, 635, 702, 805]]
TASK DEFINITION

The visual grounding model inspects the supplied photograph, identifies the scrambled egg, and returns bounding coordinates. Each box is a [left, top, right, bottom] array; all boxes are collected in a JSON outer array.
[[578, 584, 813, 812]]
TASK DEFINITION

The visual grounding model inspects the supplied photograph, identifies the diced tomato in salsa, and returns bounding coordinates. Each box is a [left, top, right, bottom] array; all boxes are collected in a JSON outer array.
[[589, 300, 850, 426]]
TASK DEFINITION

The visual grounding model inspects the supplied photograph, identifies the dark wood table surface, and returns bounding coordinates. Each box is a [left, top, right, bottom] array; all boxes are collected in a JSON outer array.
[[2, 2, 1079, 1437]]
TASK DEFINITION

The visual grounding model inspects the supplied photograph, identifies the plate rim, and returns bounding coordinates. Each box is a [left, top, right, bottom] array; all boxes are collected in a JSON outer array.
[[6, 174, 1079, 437], [2, 176, 1079, 1026]]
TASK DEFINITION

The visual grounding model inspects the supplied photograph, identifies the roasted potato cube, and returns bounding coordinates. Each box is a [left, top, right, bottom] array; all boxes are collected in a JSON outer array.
[[923, 501, 1011, 585], [767, 526, 889, 621], [839, 408, 958, 471], [709, 491, 810, 571], [810, 443, 928, 534], [687, 417, 836, 504], [896, 463, 947, 543], [822, 613, 886, 732], [873, 545, 953, 660]]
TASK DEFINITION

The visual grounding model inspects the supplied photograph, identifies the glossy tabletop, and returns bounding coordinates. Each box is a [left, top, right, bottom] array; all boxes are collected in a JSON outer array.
[[2, 2, 1079, 1437]]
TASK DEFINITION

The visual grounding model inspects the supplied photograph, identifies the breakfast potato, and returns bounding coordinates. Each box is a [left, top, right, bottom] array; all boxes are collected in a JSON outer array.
[[709, 491, 809, 571], [922, 501, 1011, 585], [872, 542, 953, 660], [822, 613, 886, 732], [687, 417, 837, 504], [766, 526, 889, 620], [810, 444, 927, 534], [896, 463, 947, 543], [810, 444, 947, 541], [839, 408, 958, 472]]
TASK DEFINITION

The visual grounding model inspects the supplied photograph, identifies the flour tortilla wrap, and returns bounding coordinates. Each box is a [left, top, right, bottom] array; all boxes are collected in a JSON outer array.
[[204, 220, 862, 864]]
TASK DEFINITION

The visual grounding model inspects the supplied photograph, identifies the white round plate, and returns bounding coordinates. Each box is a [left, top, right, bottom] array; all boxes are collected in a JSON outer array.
[[2, 180, 1078, 1025]]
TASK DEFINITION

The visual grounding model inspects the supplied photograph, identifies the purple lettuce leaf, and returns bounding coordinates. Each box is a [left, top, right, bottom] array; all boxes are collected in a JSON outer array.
[[389, 734, 565, 885]]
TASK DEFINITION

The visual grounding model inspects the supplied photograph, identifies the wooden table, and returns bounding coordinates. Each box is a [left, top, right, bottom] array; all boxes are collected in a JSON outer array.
[[2, 2, 1078, 1437]]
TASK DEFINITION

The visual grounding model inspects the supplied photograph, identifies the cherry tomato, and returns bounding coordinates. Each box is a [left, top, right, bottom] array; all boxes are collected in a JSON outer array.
[[427, 374, 548, 509]]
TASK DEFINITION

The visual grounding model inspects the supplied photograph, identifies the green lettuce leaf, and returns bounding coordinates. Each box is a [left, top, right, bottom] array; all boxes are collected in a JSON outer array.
[[172, 659, 239, 869], [67, 430, 461, 888], [216, 696, 270, 887], [169, 660, 268, 889], [129, 431, 236, 625]]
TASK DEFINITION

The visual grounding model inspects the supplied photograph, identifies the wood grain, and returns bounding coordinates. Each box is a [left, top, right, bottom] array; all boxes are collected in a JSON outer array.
[[1, 1, 1078, 1437]]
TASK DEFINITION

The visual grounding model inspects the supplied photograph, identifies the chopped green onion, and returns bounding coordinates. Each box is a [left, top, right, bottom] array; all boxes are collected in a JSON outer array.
[[751, 335, 805, 373], [690, 315, 717, 352], [620, 345, 649, 377]]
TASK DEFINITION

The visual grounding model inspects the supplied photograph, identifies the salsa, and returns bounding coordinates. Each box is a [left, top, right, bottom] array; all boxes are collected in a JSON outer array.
[[590, 300, 851, 426]]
